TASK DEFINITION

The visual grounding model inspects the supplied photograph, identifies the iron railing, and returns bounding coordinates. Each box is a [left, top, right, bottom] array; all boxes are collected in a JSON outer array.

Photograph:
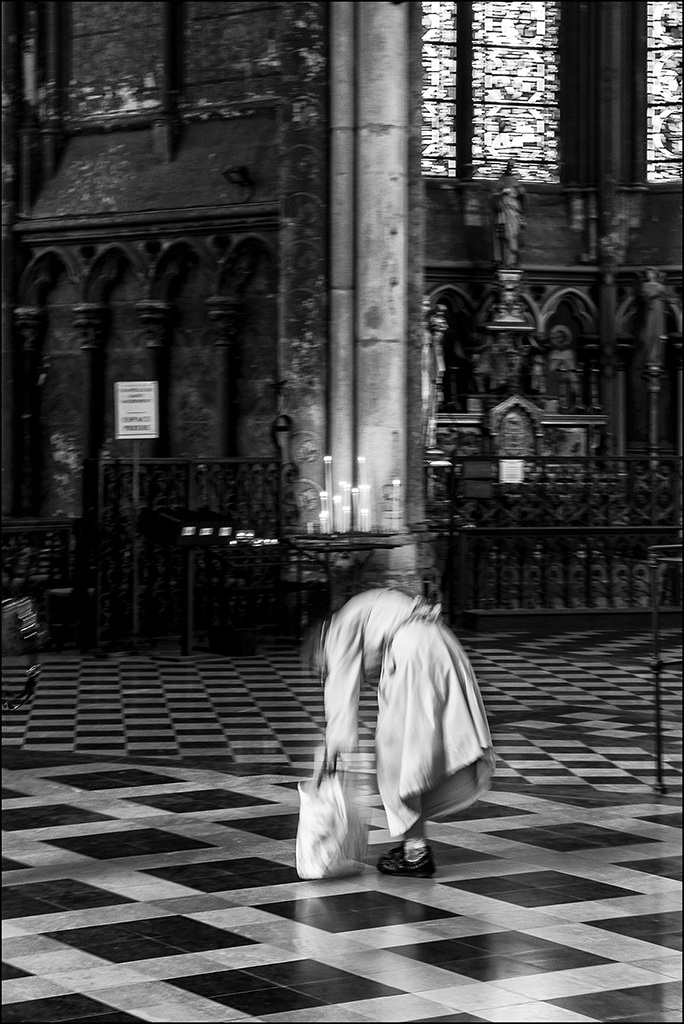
[[82, 457, 293, 648], [425, 455, 682, 621]]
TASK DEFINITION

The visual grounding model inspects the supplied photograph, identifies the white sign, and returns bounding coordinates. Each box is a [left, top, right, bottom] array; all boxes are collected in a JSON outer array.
[[499, 459, 525, 484], [115, 381, 159, 440]]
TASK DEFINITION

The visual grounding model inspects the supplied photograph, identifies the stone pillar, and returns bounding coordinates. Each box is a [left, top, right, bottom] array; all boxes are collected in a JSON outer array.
[[673, 334, 683, 460], [39, 0, 62, 179], [206, 296, 242, 457], [73, 304, 106, 462], [613, 334, 632, 455], [14, 305, 46, 515], [329, 0, 355, 488], [355, 1, 409, 531], [135, 300, 171, 457], [2, 2, 18, 514]]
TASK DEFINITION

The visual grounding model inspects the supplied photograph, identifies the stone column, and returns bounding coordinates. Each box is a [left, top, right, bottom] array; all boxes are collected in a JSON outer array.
[[73, 304, 106, 462], [613, 334, 632, 455], [673, 334, 683, 460], [135, 300, 171, 457], [39, 0, 62, 179], [206, 296, 242, 457], [329, 0, 355, 488], [355, 1, 409, 531], [2, 3, 18, 513], [14, 306, 46, 515]]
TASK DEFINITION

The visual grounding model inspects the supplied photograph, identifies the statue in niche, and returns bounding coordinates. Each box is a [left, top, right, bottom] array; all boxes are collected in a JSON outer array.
[[530, 351, 547, 395], [638, 267, 671, 367], [547, 325, 581, 408], [491, 159, 526, 268], [422, 299, 447, 447]]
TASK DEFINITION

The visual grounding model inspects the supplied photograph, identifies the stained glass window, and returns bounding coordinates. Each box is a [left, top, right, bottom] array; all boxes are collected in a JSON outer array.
[[421, 2, 560, 182], [422, 2, 458, 176], [647, 1, 683, 182], [472, 2, 560, 181]]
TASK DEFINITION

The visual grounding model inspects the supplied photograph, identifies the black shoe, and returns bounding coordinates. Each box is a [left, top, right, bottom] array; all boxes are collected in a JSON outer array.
[[376, 844, 436, 877]]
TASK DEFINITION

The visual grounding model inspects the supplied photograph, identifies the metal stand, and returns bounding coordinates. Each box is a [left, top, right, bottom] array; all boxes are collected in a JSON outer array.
[[648, 543, 682, 796]]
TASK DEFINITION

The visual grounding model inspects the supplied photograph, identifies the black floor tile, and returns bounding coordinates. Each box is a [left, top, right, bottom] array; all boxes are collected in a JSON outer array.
[[2, 879, 135, 919], [2, 805, 116, 831], [616, 855, 682, 880], [144, 856, 302, 891], [46, 828, 216, 859], [210, 987, 328, 1014], [261, 893, 456, 932], [2, 961, 32, 980], [124, 788, 275, 812], [1, 994, 128, 1021], [43, 918, 257, 962], [48, 770, 176, 790], [224, 813, 300, 839]]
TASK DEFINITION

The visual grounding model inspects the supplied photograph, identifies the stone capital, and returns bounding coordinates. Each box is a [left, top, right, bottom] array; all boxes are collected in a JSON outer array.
[[206, 296, 244, 346], [73, 303, 106, 350], [14, 306, 46, 351], [135, 300, 172, 348]]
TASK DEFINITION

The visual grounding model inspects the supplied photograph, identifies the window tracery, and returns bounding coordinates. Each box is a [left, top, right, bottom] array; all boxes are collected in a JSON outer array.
[[421, 2, 561, 182], [647, 1, 683, 181]]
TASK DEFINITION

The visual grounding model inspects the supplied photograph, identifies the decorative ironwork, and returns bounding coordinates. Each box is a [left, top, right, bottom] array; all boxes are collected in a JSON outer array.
[[85, 458, 293, 647], [430, 454, 683, 619], [452, 527, 680, 616], [647, 1, 683, 182], [429, 455, 682, 528]]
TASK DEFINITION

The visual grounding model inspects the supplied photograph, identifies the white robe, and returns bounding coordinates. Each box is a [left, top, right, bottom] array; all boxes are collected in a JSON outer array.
[[323, 588, 495, 836]]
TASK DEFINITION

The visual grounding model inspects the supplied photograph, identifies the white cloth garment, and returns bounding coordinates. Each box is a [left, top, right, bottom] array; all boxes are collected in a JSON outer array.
[[323, 588, 495, 836]]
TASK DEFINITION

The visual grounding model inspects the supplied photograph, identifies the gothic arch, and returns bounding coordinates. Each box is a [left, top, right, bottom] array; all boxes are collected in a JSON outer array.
[[216, 236, 277, 298], [539, 287, 599, 336], [17, 248, 82, 306], [426, 284, 475, 317], [150, 238, 214, 301], [476, 285, 541, 334], [84, 245, 145, 304]]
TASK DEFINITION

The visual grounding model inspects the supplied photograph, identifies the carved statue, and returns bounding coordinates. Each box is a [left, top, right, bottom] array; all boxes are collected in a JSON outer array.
[[422, 299, 448, 447], [638, 267, 670, 367], [491, 160, 526, 268], [547, 325, 580, 408]]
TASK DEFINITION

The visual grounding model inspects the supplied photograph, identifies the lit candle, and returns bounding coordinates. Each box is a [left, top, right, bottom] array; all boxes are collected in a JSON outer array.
[[333, 494, 342, 533], [351, 487, 359, 532], [392, 478, 401, 530], [357, 455, 367, 489], [359, 483, 371, 532], [340, 481, 351, 531], [324, 456, 333, 509]]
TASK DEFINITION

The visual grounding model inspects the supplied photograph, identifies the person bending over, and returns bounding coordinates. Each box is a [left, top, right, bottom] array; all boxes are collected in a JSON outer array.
[[306, 588, 495, 877]]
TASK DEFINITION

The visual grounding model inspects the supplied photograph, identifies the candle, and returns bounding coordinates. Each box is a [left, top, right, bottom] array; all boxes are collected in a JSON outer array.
[[359, 483, 371, 532], [392, 478, 401, 530], [351, 487, 359, 532], [324, 456, 333, 510], [333, 494, 342, 533], [340, 481, 351, 531], [319, 491, 330, 534], [357, 455, 367, 489]]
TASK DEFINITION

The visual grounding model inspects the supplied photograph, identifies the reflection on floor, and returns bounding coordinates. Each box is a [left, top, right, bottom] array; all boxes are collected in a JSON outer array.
[[2, 627, 682, 1022]]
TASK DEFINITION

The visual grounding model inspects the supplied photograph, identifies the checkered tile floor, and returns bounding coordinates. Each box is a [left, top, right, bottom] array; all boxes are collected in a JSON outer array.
[[2, 627, 681, 1022]]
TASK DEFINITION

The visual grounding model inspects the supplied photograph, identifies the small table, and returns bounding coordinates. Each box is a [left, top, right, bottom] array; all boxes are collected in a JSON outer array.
[[286, 532, 406, 636]]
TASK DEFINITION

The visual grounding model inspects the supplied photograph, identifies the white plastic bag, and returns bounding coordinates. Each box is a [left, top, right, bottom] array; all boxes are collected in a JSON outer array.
[[296, 767, 369, 880]]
